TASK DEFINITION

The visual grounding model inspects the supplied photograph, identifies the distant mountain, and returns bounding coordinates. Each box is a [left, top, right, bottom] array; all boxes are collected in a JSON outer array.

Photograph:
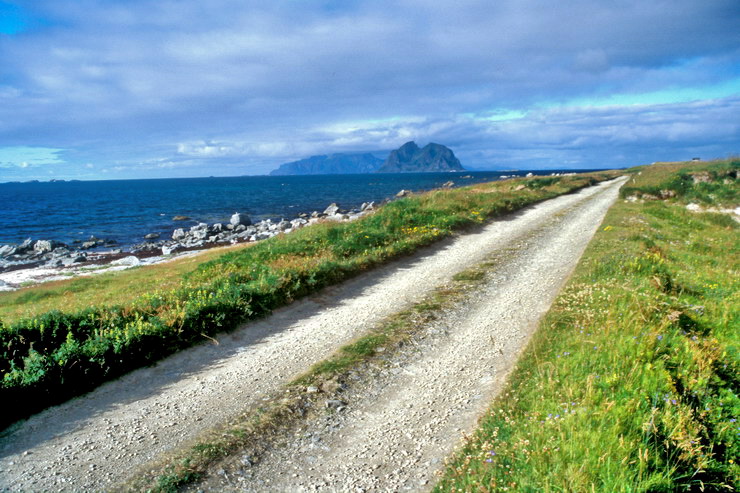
[[376, 141, 464, 173], [269, 153, 383, 176]]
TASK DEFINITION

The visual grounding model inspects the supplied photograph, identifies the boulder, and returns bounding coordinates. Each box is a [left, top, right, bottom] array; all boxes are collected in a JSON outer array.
[[52, 247, 70, 257], [172, 228, 186, 241], [16, 238, 34, 254], [81, 241, 98, 249], [277, 220, 291, 231], [291, 218, 308, 229], [659, 189, 677, 199], [323, 203, 341, 215], [191, 229, 208, 241], [690, 172, 712, 184], [144, 233, 160, 240], [230, 212, 251, 227], [514, 184, 526, 191], [172, 215, 191, 221], [34, 240, 56, 254], [0, 245, 16, 257], [361, 202, 375, 212], [441, 181, 455, 188], [211, 223, 223, 233], [62, 254, 87, 266], [395, 190, 411, 198], [162, 244, 183, 255], [111, 255, 140, 267]]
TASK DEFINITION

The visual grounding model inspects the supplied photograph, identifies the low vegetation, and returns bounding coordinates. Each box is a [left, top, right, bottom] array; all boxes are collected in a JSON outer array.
[[135, 264, 492, 492], [436, 158, 738, 491], [0, 244, 251, 323], [0, 171, 617, 428]]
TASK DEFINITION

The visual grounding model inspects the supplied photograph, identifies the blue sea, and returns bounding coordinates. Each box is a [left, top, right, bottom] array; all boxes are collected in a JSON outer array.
[[0, 171, 595, 248]]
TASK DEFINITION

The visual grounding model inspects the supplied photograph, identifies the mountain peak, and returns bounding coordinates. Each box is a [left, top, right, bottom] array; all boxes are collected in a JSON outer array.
[[377, 142, 464, 173]]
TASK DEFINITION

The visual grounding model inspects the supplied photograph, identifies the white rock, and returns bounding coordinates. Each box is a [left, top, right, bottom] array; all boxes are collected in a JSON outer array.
[[111, 256, 140, 267]]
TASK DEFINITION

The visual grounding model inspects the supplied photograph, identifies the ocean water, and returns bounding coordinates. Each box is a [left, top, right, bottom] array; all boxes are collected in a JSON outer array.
[[0, 171, 590, 248]]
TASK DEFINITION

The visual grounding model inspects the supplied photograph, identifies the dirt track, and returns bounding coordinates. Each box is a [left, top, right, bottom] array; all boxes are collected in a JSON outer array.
[[0, 178, 626, 492]]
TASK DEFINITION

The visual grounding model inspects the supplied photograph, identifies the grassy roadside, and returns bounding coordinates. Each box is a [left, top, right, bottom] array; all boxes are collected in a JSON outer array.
[[436, 159, 739, 491], [0, 171, 618, 429], [0, 244, 252, 323], [126, 259, 496, 492]]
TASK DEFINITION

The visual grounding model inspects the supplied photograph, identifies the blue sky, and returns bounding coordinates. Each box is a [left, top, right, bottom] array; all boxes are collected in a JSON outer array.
[[0, 0, 739, 180]]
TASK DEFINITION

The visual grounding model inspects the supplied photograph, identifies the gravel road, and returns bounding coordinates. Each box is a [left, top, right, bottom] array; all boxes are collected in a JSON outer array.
[[0, 177, 626, 492]]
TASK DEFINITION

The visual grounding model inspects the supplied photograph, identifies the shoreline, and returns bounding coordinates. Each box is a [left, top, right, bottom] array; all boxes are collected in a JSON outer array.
[[0, 172, 581, 291], [0, 201, 375, 292]]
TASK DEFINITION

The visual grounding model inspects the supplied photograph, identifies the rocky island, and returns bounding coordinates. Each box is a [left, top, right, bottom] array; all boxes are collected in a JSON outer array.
[[269, 152, 383, 175], [269, 142, 464, 175], [377, 141, 464, 173]]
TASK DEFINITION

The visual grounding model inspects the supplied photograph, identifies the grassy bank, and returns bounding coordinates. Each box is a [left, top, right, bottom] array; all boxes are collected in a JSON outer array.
[[0, 171, 617, 429], [0, 243, 252, 323], [133, 262, 494, 492], [436, 159, 739, 491]]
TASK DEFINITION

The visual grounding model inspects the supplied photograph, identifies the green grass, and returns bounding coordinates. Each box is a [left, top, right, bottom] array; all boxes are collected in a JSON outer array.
[[435, 158, 739, 492], [0, 171, 618, 429], [131, 247, 495, 492], [0, 244, 253, 323]]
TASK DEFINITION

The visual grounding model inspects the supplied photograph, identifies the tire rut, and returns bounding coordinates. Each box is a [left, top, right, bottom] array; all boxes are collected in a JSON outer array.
[[193, 177, 626, 492], [0, 178, 625, 492]]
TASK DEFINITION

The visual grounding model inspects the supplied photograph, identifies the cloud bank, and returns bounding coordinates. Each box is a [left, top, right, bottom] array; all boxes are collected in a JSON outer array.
[[0, 0, 738, 179]]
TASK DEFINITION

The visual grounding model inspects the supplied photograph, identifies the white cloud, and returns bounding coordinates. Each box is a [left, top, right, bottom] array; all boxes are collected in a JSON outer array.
[[0, 146, 65, 168], [0, 0, 738, 179]]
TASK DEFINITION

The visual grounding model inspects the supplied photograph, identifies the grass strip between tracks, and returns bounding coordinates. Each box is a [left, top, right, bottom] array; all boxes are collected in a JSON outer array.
[[0, 171, 618, 429], [124, 258, 503, 492], [435, 158, 739, 491]]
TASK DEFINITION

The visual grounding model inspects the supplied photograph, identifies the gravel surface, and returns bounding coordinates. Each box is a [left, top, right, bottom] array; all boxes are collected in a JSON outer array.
[[192, 177, 626, 492], [0, 178, 625, 492]]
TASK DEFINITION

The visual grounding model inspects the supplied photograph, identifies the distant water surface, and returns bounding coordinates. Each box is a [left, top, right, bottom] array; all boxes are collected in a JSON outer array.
[[0, 171, 598, 247]]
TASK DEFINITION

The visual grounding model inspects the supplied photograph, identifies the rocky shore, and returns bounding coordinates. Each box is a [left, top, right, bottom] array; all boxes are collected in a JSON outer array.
[[0, 200, 379, 290], [0, 173, 580, 290]]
